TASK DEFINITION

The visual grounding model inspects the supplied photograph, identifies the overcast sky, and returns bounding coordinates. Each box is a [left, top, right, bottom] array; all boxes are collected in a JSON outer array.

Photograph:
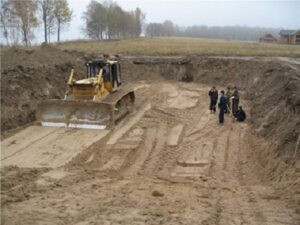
[[22, 0, 300, 43]]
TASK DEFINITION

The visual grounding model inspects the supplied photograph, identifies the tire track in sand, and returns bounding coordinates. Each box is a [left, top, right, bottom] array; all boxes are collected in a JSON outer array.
[[140, 122, 168, 176], [122, 126, 157, 177]]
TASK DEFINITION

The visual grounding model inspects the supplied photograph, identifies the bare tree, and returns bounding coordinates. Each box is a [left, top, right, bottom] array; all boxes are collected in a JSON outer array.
[[82, 1, 145, 40], [9, 24, 21, 45], [53, 0, 72, 42], [47, 12, 55, 42], [1, 0, 23, 46], [82, 0, 107, 40], [1, 0, 11, 45], [133, 7, 145, 37], [9, 0, 38, 46], [37, 0, 55, 44], [163, 20, 175, 36], [146, 23, 163, 37], [121, 11, 135, 37], [105, 2, 120, 39]]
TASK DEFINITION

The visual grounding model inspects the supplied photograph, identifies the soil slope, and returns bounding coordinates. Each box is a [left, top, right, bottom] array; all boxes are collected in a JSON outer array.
[[1, 46, 86, 131]]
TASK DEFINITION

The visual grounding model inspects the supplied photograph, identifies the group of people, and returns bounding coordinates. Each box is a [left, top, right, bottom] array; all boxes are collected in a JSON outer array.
[[208, 86, 246, 124]]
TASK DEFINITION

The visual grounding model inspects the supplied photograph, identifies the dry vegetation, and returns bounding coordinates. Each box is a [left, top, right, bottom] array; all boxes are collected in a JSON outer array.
[[56, 37, 300, 57]]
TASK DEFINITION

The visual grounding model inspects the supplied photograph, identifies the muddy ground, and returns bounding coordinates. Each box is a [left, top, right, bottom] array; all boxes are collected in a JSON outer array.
[[1, 47, 300, 224]]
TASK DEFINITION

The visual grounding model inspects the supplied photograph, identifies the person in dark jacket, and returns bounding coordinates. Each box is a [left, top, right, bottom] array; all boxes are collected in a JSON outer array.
[[236, 106, 246, 122], [232, 86, 240, 117], [218, 90, 227, 124], [208, 86, 218, 113]]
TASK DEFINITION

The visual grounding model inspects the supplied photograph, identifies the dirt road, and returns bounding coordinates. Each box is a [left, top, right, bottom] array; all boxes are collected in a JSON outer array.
[[1, 81, 299, 225]]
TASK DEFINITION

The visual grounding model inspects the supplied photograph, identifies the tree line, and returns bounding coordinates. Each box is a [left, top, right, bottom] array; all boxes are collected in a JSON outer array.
[[1, 0, 283, 46], [1, 0, 145, 45], [146, 21, 281, 41], [82, 0, 145, 40], [1, 0, 72, 46]]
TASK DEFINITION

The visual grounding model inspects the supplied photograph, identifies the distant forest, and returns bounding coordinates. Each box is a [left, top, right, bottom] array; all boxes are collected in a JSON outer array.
[[146, 21, 281, 41]]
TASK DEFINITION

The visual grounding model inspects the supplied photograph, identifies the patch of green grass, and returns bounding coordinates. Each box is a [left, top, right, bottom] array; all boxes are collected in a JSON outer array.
[[56, 37, 300, 57]]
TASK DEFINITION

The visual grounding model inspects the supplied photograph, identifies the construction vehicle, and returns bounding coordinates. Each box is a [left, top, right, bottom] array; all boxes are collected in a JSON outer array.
[[37, 58, 135, 129]]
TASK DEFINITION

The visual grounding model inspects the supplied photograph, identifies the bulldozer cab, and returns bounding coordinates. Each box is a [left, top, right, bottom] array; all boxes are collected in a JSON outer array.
[[86, 60, 104, 78], [86, 60, 122, 88]]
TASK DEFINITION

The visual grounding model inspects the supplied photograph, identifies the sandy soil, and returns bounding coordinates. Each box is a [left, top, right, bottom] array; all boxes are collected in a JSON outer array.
[[1, 126, 109, 168], [1, 81, 299, 225], [1, 46, 299, 224]]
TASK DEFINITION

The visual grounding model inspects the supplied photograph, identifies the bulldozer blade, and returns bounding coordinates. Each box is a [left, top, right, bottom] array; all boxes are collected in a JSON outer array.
[[37, 100, 115, 129]]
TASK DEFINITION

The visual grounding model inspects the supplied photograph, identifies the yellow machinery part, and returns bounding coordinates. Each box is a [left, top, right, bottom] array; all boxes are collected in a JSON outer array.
[[104, 81, 113, 92]]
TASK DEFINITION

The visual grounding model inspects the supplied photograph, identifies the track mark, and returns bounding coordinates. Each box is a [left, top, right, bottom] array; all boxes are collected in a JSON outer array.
[[123, 127, 157, 177], [107, 102, 151, 145], [167, 124, 184, 146]]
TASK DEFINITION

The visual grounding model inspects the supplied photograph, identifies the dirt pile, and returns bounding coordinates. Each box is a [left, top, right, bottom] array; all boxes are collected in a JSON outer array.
[[1, 46, 86, 131]]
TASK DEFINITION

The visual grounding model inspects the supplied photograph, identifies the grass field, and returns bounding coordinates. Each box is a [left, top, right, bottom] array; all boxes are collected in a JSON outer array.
[[55, 37, 300, 57]]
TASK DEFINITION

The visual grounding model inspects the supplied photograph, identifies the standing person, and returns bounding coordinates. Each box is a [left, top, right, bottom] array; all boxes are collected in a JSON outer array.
[[225, 86, 232, 114], [232, 86, 240, 117], [218, 90, 227, 124], [208, 86, 218, 113]]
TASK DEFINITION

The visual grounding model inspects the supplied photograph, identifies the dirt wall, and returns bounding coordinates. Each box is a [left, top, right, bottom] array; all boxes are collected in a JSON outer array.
[[1, 46, 86, 131], [191, 58, 300, 160]]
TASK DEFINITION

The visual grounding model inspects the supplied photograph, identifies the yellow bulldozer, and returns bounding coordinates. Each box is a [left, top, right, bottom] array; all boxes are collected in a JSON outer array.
[[37, 58, 135, 129]]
